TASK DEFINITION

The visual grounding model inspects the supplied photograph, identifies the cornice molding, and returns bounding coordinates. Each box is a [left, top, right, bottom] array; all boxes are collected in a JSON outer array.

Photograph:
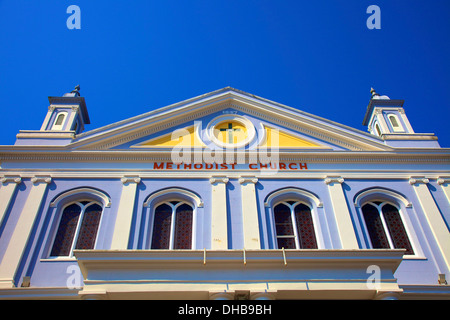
[[1, 150, 449, 164]]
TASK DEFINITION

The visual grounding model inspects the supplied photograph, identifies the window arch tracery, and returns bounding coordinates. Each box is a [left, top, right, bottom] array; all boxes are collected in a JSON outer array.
[[143, 188, 201, 250], [273, 201, 317, 249], [265, 187, 322, 249], [354, 188, 416, 255], [47, 188, 110, 257]]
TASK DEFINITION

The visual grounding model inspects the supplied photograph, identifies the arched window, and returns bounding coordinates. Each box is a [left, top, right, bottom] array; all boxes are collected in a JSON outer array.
[[374, 122, 382, 136], [142, 188, 202, 250], [50, 201, 103, 257], [273, 201, 317, 249], [48, 187, 110, 257], [361, 201, 414, 255], [51, 112, 68, 130], [388, 114, 403, 132], [151, 201, 193, 249]]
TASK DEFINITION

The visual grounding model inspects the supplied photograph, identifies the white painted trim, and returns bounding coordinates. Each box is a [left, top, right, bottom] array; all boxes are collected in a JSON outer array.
[[387, 113, 404, 132], [325, 176, 359, 249], [411, 181, 450, 269], [51, 112, 68, 131], [206, 114, 257, 149], [264, 187, 323, 208], [0, 177, 51, 287], [210, 176, 229, 250], [0, 176, 22, 238], [111, 177, 140, 250], [143, 188, 203, 208], [50, 187, 111, 208], [239, 176, 261, 249], [354, 188, 412, 208], [437, 176, 450, 205]]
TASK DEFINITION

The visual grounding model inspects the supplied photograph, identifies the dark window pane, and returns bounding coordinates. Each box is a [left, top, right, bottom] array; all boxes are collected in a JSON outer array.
[[55, 113, 65, 125], [51, 204, 81, 256], [75, 203, 102, 250], [174, 204, 193, 249], [151, 204, 172, 249], [277, 237, 296, 249], [274, 204, 294, 236], [294, 204, 317, 249], [362, 204, 390, 249], [382, 204, 414, 255]]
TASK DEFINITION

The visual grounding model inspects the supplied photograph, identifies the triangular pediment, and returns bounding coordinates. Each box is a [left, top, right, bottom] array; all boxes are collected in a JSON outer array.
[[68, 87, 391, 152]]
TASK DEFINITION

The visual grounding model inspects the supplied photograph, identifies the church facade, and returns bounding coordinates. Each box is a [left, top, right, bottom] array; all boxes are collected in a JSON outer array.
[[0, 87, 449, 299]]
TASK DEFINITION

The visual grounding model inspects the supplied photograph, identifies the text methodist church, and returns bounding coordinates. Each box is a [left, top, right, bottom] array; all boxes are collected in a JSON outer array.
[[0, 86, 449, 299]]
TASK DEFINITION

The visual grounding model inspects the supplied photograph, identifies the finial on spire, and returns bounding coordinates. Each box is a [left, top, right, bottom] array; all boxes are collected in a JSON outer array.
[[370, 87, 390, 100], [71, 85, 80, 96], [63, 85, 81, 97], [370, 87, 379, 98]]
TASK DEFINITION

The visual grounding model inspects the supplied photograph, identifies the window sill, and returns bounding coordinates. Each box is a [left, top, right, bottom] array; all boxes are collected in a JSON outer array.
[[402, 255, 427, 260], [40, 257, 77, 262]]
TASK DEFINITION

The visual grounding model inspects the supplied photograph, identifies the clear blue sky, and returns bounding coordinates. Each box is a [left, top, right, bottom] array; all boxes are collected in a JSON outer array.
[[0, 0, 449, 146]]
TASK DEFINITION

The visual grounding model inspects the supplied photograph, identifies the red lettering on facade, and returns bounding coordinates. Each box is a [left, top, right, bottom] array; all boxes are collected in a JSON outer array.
[[184, 163, 192, 169], [299, 163, 308, 170], [154, 162, 164, 169], [205, 163, 213, 169]]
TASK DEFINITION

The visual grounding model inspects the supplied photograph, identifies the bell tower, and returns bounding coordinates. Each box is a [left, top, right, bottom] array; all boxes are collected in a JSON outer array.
[[40, 85, 90, 134], [363, 88, 440, 148], [15, 85, 90, 146]]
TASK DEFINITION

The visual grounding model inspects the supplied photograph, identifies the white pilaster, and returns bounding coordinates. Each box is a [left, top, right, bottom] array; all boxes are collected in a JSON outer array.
[[210, 176, 229, 250], [325, 177, 359, 249], [239, 176, 260, 249], [410, 177, 450, 269], [375, 109, 390, 133], [0, 176, 51, 288], [40, 106, 54, 131], [110, 176, 141, 250], [0, 176, 22, 228], [398, 108, 415, 133], [437, 177, 450, 204]]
